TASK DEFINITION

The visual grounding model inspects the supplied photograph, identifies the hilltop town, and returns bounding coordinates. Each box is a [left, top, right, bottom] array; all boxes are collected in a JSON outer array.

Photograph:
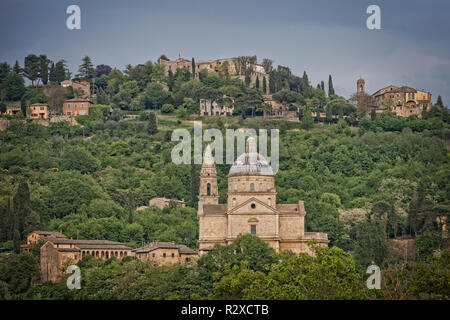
[[0, 54, 448, 300]]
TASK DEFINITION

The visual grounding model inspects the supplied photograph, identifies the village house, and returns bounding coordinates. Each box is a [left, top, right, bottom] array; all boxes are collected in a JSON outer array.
[[27, 230, 67, 245], [200, 96, 234, 116], [197, 140, 329, 256], [5, 106, 21, 116], [149, 197, 186, 209], [133, 241, 198, 266], [262, 94, 298, 120], [62, 98, 92, 117], [28, 103, 49, 120], [358, 78, 432, 118]]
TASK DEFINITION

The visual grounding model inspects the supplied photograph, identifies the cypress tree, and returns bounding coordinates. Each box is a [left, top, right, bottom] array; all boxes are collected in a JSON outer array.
[[328, 75, 335, 96], [0, 204, 6, 242], [436, 95, 443, 106], [302, 71, 310, 97], [20, 96, 27, 117], [147, 112, 158, 135], [39, 55, 49, 85], [262, 76, 267, 94], [191, 58, 196, 79], [13, 180, 32, 239], [255, 76, 260, 90], [49, 62, 56, 83], [321, 81, 325, 92]]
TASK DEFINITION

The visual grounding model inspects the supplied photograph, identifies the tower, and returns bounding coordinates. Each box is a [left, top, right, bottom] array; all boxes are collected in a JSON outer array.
[[357, 78, 365, 95], [198, 145, 219, 214]]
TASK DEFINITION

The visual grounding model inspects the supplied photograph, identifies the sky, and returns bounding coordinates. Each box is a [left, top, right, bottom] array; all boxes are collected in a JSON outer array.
[[1, 0, 449, 103]]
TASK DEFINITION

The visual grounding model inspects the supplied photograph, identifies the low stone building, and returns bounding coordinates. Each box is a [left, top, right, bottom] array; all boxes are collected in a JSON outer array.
[[197, 139, 329, 256], [133, 241, 198, 266], [149, 197, 186, 209], [200, 96, 234, 116], [40, 238, 133, 283], [28, 103, 49, 120], [262, 94, 298, 120], [27, 230, 67, 245]]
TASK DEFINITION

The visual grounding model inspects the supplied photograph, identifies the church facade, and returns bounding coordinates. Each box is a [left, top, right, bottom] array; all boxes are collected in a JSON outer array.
[[197, 138, 328, 255]]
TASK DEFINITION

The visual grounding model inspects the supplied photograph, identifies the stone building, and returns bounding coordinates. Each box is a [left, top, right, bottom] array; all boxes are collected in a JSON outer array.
[[27, 230, 67, 245], [200, 96, 234, 116], [358, 79, 432, 118], [149, 197, 186, 209], [159, 56, 269, 91], [28, 103, 49, 120], [40, 238, 133, 283], [133, 241, 198, 266], [262, 94, 298, 120], [197, 139, 328, 255]]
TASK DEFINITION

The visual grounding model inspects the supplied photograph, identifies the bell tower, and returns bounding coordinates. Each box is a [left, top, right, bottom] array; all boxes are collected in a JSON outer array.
[[198, 145, 219, 214], [357, 78, 365, 95]]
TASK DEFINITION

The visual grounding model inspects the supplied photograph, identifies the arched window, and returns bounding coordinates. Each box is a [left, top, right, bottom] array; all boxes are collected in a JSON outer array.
[[250, 183, 255, 192], [207, 183, 211, 196]]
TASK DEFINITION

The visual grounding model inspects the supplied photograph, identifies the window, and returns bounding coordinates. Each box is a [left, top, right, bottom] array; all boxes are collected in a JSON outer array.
[[81, 104, 84, 108], [163, 253, 166, 258], [250, 183, 255, 192], [74, 104, 78, 108], [67, 111, 71, 116], [207, 183, 211, 196], [250, 225, 256, 234], [171, 253, 175, 258], [152, 253, 155, 257], [251, 203, 256, 209], [67, 104, 71, 108]]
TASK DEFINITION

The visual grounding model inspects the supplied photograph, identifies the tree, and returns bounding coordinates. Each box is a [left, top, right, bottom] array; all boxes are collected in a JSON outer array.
[[147, 112, 158, 135], [1, 72, 25, 101], [191, 58, 196, 79], [0, 62, 11, 83], [351, 218, 389, 267], [301, 71, 311, 97], [300, 109, 314, 129], [61, 146, 100, 174], [13, 61, 21, 74], [320, 80, 325, 92], [262, 76, 267, 94], [13, 180, 37, 239], [23, 54, 40, 86], [77, 56, 95, 81], [39, 55, 49, 85], [43, 83, 67, 114], [436, 95, 443, 106], [53, 60, 69, 83], [328, 74, 335, 96], [96, 64, 112, 77], [255, 76, 260, 90]]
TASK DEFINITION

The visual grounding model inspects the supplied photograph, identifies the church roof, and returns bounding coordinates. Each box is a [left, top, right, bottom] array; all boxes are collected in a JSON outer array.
[[229, 137, 274, 175]]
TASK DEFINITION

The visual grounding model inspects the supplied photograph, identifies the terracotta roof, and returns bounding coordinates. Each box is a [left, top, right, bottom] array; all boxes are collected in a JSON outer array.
[[135, 241, 197, 254], [30, 103, 47, 106], [64, 98, 92, 103], [31, 230, 66, 238], [203, 204, 227, 215]]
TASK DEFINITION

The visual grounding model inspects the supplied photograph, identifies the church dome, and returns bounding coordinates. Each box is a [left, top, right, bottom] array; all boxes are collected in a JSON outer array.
[[229, 137, 274, 175]]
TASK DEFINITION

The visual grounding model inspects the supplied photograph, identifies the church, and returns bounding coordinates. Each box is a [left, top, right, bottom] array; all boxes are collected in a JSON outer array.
[[197, 137, 328, 255]]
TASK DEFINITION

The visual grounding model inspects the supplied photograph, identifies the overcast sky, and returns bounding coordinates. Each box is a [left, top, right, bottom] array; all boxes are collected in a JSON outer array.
[[1, 0, 449, 103]]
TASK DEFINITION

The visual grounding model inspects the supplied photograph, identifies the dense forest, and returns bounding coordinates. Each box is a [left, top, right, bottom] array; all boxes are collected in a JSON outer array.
[[0, 54, 449, 300]]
